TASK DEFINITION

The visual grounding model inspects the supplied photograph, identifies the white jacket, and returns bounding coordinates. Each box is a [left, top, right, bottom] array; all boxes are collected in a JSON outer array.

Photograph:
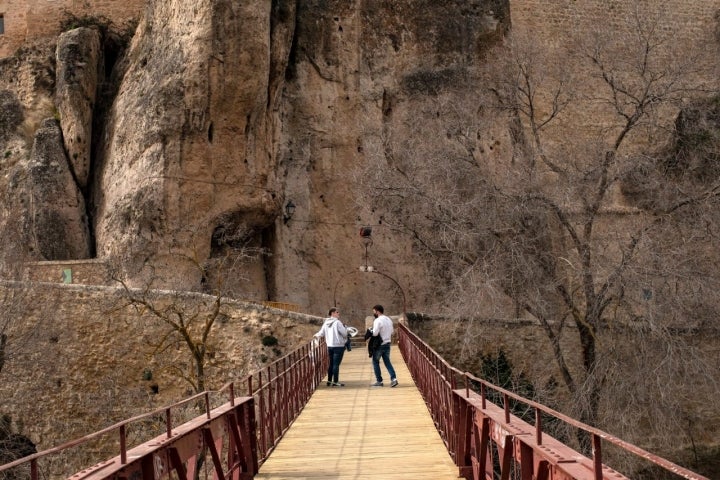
[[315, 318, 348, 347], [372, 315, 394, 344]]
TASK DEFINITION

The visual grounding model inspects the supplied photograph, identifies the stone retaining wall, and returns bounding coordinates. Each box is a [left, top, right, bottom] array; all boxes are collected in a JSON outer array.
[[0, 280, 322, 472], [24, 260, 111, 285]]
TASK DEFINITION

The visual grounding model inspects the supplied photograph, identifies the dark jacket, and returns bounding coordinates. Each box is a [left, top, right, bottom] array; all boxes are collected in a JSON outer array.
[[364, 328, 381, 358]]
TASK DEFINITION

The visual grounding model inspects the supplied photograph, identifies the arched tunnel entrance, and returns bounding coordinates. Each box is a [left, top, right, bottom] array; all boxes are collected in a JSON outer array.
[[333, 266, 407, 317], [330, 226, 407, 328]]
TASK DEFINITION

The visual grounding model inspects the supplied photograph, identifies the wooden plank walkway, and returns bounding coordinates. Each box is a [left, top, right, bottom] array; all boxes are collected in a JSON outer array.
[[255, 346, 460, 479]]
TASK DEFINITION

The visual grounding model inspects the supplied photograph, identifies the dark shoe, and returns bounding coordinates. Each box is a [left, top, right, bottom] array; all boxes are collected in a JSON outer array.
[[331, 382, 345, 387], [390, 379, 398, 388], [326, 381, 331, 386], [370, 381, 383, 387]]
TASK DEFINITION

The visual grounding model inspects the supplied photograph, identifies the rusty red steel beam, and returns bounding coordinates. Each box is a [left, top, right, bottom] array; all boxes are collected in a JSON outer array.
[[397, 323, 710, 480], [69, 398, 258, 480], [455, 390, 626, 479]]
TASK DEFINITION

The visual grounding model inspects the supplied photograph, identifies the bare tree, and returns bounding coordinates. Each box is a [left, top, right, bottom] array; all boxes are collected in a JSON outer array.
[[111, 218, 266, 394], [355, 5, 720, 462]]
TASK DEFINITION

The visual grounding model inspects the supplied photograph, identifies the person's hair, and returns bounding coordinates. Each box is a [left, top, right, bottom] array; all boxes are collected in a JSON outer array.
[[328, 307, 338, 316], [373, 304, 384, 313]]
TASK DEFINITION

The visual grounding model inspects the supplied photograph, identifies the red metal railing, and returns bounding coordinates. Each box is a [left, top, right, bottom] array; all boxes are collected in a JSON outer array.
[[397, 323, 709, 480], [0, 336, 328, 480], [248, 337, 327, 461]]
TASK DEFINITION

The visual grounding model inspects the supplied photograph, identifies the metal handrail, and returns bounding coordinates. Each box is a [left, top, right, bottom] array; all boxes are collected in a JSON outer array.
[[248, 337, 327, 462], [397, 323, 709, 480]]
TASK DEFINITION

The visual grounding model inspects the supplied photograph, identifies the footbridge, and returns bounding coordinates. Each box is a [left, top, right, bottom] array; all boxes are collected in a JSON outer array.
[[0, 324, 709, 480]]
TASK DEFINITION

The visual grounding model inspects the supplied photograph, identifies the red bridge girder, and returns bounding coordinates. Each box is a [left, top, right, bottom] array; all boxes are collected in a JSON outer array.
[[70, 399, 257, 480]]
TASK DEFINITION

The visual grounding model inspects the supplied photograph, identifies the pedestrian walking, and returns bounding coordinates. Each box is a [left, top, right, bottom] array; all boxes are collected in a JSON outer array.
[[314, 308, 348, 387], [369, 304, 398, 387]]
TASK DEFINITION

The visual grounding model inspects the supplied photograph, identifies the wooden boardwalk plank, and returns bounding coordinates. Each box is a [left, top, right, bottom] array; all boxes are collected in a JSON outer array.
[[255, 346, 460, 479]]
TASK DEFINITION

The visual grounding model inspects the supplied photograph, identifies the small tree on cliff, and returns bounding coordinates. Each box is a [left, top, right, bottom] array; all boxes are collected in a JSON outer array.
[[112, 221, 265, 395], [356, 7, 720, 455]]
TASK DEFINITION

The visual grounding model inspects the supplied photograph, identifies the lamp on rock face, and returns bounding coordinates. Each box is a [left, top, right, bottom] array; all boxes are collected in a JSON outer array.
[[283, 200, 296, 224]]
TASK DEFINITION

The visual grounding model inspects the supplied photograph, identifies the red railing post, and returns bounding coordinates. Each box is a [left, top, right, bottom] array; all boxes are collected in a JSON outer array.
[[503, 393, 510, 423], [119, 424, 127, 465], [593, 433, 603, 480], [166, 407, 172, 438]]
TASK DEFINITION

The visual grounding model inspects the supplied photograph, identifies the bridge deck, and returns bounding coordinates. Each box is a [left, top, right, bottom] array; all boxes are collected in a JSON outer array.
[[255, 345, 459, 479]]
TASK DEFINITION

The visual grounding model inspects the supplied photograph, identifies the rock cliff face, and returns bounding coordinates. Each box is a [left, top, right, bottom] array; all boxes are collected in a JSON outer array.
[[93, 0, 284, 288], [0, 0, 509, 320], [270, 0, 508, 315], [56, 27, 102, 192], [27, 118, 92, 259]]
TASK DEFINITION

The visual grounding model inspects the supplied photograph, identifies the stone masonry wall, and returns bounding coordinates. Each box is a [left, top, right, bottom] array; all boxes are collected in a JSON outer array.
[[0, 0, 145, 57], [0, 280, 323, 470], [24, 260, 111, 285], [510, 0, 719, 37]]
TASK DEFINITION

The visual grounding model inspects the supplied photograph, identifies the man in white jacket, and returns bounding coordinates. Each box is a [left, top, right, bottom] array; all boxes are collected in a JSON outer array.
[[314, 308, 348, 387], [369, 304, 398, 387]]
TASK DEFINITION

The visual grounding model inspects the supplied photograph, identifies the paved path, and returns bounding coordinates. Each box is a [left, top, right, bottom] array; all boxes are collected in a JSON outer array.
[[255, 345, 459, 479]]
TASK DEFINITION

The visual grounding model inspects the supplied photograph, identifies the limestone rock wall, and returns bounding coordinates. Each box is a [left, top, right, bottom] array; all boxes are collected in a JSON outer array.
[[56, 27, 102, 191], [270, 0, 509, 320], [93, 0, 282, 288], [80, 0, 510, 320], [26, 118, 91, 259], [0, 0, 718, 319], [0, 0, 512, 329]]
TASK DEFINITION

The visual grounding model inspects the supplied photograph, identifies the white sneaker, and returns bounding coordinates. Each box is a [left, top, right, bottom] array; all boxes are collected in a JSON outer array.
[[390, 379, 398, 388]]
